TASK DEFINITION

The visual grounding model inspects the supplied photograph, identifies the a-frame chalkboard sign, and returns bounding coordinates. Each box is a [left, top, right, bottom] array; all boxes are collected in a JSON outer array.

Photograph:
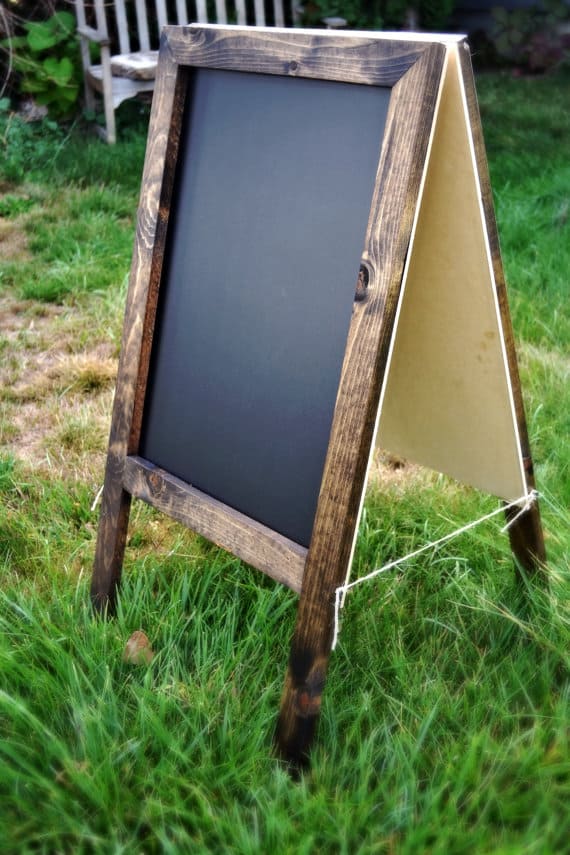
[[92, 25, 546, 767]]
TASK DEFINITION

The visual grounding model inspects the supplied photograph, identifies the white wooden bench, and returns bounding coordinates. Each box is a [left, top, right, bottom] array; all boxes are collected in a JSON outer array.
[[74, 0, 296, 143]]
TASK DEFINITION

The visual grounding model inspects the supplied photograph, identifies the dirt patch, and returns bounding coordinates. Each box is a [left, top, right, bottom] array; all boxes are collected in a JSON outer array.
[[368, 450, 429, 491], [0, 218, 31, 261], [6, 349, 117, 402], [0, 297, 63, 343], [0, 294, 117, 487]]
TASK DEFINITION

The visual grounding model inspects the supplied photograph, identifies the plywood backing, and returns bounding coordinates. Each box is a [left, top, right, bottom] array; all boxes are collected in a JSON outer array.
[[377, 45, 526, 502]]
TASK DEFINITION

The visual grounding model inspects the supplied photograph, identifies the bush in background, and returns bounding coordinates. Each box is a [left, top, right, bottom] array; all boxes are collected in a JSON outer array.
[[1, 10, 81, 117], [300, 0, 456, 30], [491, 0, 570, 73], [0, 1, 81, 115]]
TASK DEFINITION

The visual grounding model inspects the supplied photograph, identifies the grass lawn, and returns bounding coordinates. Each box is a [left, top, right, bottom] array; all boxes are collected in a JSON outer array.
[[0, 72, 569, 853]]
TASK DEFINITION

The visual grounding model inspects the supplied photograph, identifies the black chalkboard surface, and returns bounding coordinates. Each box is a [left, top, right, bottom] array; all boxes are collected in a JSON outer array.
[[140, 67, 390, 546]]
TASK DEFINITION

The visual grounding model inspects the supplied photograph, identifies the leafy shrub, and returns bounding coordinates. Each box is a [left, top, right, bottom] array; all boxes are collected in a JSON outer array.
[[419, 0, 456, 30], [0, 97, 66, 183], [1, 11, 81, 117], [300, 0, 456, 30], [491, 0, 570, 73]]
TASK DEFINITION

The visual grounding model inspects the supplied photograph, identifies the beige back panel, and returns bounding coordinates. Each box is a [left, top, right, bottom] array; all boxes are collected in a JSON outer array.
[[377, 46, 526, 502]]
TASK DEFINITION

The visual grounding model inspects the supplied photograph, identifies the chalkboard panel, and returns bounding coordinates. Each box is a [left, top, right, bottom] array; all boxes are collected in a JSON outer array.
[[140, 67, 390, 546]]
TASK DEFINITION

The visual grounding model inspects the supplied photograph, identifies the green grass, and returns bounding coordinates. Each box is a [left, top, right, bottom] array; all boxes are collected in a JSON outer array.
[[480, 72, 570, 351], [0, 72, 569, 852]]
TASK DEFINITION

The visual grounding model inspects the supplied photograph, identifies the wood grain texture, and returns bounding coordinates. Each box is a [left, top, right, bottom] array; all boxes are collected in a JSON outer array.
[[275, 42, 447, 767], [123, 456, 307, 592], [166, 25, 426, 86], [92, 39, 186, 613], [457, 43, 546, 576]]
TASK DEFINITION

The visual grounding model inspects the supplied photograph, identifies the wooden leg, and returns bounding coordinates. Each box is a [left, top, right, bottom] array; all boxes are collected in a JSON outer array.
[[505, 496, 546, 579], [91, 456, 132, 615], [505, 454, 546, 579], [276, 653, 330, 770], [275, 578, 336, 769]]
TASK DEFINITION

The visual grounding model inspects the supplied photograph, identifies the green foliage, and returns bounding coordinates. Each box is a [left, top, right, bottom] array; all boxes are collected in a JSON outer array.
[[418, 0, 455, 30], [2, 11, 81, 117], [0, 99, 66, 183], [491, 0, 570, 72], [0, 184, 135, 303], [17, 186, 135, 302], [0, 455, 16, 491], [0, 105, 146, 305], [0, 98, 149, 189], [0, 193, 36, 218], [300, 0, 456, 30], [381, 0, 409, 27], [300, 0, 382, 29], [478, 71, 570, 350]]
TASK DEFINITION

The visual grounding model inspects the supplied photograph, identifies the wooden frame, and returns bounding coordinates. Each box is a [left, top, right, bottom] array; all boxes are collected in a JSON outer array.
[[92, 26, 545, 769]]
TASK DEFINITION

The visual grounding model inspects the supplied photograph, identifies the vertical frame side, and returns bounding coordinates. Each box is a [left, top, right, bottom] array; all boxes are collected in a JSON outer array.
[[340, 48, 450, 608], [457, 44, 546, 574], [275, 43, 446, 767], [92, 38, 186, 612]]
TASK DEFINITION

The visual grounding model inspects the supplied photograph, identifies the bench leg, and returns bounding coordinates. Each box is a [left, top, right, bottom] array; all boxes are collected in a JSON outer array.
[[100, 48, 117, 144]]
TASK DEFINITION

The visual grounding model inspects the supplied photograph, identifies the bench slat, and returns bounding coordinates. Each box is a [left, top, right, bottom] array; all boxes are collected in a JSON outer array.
[[135, 0, 151, 52], [114, 0, 131, 55], [195, 0, 209, 24], [176, 0, 189, 25], [253, 0, 266, 26], [156, 0, 168, 32], [273, 0, 285, 27], [236, 0, 247, 26], [214, 0, 227, 26]]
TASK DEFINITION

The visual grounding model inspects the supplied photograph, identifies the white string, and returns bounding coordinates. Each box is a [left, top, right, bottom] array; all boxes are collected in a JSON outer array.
[[331, 490, 539, 650], [91, 484, 104, 513], [500, 490, 537, 532]]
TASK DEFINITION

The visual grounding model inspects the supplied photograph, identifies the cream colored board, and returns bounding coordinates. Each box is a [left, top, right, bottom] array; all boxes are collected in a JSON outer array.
[[376, 45, 526, 502]]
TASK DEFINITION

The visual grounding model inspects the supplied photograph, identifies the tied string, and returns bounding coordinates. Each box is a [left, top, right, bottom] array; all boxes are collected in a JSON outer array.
[[331, 490, 539, 651]]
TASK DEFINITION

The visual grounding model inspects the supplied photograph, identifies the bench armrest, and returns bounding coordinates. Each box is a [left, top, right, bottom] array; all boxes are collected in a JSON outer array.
[[77, 25, 111, 47]]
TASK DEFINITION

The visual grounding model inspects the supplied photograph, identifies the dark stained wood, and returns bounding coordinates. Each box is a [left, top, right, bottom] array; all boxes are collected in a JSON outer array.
[[92, 38, 187, 613], [275, 42, 447, 767], [167, 25, 427, 86], [457, 43, 546, 577], [123, 456, 307, 592]]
